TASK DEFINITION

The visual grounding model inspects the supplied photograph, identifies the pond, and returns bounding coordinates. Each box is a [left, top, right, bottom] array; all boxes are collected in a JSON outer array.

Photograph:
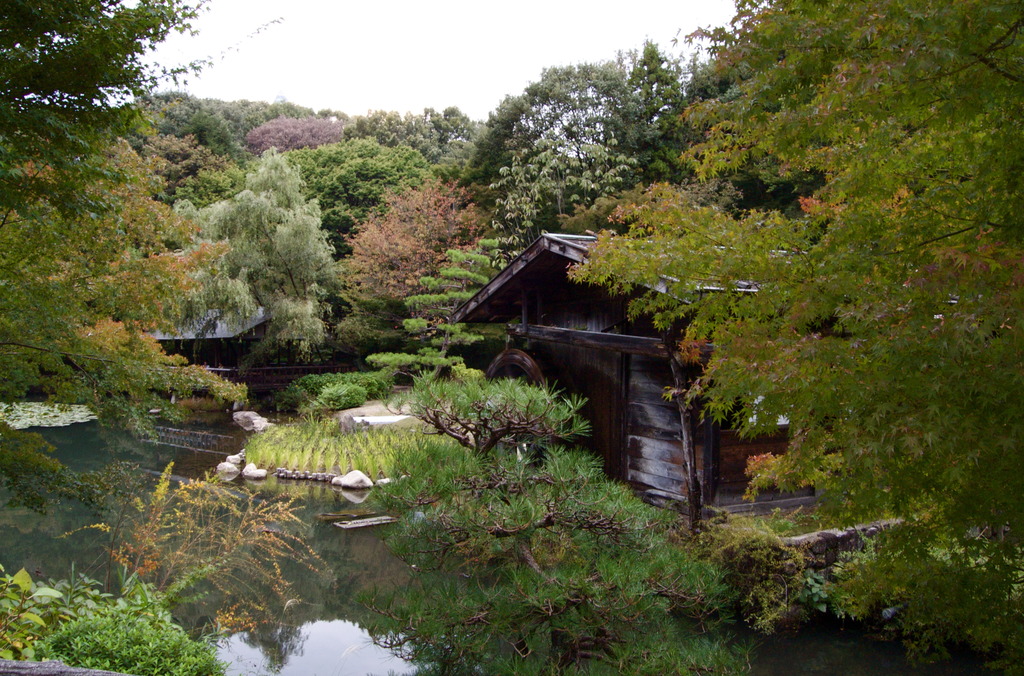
[[0, 417, 990, 675]]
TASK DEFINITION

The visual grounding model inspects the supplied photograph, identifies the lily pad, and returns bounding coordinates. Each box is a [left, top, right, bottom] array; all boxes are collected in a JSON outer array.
[[0, 402, 97, 429]]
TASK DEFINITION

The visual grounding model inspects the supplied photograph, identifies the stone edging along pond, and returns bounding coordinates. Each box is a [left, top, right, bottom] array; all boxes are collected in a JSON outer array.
[[781, 519, 901, 570], [216, 409, 401, 492]]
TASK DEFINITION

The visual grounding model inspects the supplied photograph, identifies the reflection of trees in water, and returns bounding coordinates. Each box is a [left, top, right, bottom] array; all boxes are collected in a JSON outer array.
[[167, 487, 413, 669], [5, 421, 415, 671], [240, 622, 306, 674]]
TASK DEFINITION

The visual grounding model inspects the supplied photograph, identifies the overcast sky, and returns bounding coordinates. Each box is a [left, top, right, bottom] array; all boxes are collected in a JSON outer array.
[[151, 0, 737, 121]]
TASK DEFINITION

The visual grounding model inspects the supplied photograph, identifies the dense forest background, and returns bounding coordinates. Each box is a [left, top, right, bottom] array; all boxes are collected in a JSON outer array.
[[125, 41, 813, 366]]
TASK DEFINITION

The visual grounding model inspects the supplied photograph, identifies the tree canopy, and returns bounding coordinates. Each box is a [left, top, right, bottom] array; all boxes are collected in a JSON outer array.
[[245, 115, 346, 155], [0, 0, 204, 223], [286, 139, 431, 255], [576, 0, 1024, 662]]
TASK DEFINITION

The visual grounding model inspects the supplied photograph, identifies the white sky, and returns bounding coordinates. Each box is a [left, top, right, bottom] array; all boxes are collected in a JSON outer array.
[[151, 0, 737, 121]]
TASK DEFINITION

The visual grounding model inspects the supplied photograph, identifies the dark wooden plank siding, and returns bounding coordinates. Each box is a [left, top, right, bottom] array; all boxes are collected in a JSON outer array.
[[718, 430, 790, 485], [623, 354, 690, 498], [529, 340, 625, 479]]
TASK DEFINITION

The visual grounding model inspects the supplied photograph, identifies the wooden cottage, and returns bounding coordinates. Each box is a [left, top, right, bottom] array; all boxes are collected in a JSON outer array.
[[452, 234, 812, 514]]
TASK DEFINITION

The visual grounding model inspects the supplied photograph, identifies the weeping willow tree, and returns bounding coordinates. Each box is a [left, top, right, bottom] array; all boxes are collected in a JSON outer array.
[[176, 151, 339, 362]]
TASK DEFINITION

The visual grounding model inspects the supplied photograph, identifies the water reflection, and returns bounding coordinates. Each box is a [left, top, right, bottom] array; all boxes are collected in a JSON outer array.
[[748, 620, 988, 675], [0, 419, 412, 675], [220, 620, 412, 676]]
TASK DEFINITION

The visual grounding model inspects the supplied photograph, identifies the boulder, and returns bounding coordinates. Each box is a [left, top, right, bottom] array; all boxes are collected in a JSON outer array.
[[225, 451, 244, 465], [216, 462, 240, 476], [241, 462, 267, 480], [332, 470, 374, 489], [233, 411, 273, 432], [336, 413, 357, 434]]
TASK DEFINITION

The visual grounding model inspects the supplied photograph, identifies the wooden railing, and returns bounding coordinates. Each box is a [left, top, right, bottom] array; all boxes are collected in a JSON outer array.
[[151, 426, 240, 453]]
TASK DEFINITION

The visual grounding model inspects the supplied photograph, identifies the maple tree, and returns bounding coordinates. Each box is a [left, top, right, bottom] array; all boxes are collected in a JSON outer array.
[[345, 179, 483, 302], [575, 0, 1024, 663]]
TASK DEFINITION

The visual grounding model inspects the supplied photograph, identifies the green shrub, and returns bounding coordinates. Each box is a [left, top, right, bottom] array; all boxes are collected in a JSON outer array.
[[1, 566, 187, 663], [293, 370, 393, 401], [364, 441, 743, 673], [39, 613, 224, 676], [272, 383, 312, 412], [314, 382, 368, 411]]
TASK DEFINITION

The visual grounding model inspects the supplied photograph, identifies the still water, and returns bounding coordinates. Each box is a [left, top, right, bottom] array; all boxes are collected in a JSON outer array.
[[0, 419, 991, 675]]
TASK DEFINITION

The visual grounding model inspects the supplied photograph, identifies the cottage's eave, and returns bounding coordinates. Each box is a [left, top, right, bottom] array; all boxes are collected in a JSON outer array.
[[452, 234, 596, 324]]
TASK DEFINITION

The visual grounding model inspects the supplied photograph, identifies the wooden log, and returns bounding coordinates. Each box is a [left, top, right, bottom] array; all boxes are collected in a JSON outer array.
[[0, 660, 132, 676], [333, 516, 398, 529]]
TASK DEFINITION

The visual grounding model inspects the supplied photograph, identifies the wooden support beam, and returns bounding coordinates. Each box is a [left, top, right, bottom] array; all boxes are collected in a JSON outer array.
[[508, 323, 670, 358]]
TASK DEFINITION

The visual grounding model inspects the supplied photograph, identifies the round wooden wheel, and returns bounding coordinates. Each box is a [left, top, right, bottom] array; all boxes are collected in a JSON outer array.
[[485, 348, 547, 386]]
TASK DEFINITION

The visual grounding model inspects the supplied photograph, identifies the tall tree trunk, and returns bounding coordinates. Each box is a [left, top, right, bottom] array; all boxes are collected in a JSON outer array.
[[669, 353, 702, 531]]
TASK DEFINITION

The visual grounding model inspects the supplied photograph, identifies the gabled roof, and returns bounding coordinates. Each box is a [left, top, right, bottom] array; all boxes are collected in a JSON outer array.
[[452, 234, 595, 324], [151, 308, 269, 340]]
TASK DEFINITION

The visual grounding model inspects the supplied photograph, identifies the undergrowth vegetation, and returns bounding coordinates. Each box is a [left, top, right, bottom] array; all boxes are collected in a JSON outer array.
[[273, 370, 394, 412], [108, 465, 323, 631], [1, 565, 224, 675], [693, 515, 810, 633]]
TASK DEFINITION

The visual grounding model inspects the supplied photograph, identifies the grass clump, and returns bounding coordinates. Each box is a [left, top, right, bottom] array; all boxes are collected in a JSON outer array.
[[246, 419, 417, 478], [315, 382, 368, 411]]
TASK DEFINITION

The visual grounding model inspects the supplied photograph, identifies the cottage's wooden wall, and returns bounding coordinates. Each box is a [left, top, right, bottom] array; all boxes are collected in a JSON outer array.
[[524, 285, 628, 477], [623, 353, 689, 501], [714, 429, 805, 505], [515, 281, 802, 508]]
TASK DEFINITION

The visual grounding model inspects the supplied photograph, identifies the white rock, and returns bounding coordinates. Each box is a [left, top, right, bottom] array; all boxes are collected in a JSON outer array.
[[217, 462, 240, 475], [233, 411, 273, 432], [375, 477, 392, 485], [225, 452, 244, 465], [241, 462, 267, 480], [332, 470, 374, 489]]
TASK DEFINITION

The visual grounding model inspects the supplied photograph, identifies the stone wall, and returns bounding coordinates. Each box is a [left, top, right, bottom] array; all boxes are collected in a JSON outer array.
[[782, 519, 900, 570]]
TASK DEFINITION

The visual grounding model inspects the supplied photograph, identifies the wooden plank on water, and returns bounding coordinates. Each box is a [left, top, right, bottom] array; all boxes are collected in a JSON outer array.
[[333, 516, 398, 529]]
